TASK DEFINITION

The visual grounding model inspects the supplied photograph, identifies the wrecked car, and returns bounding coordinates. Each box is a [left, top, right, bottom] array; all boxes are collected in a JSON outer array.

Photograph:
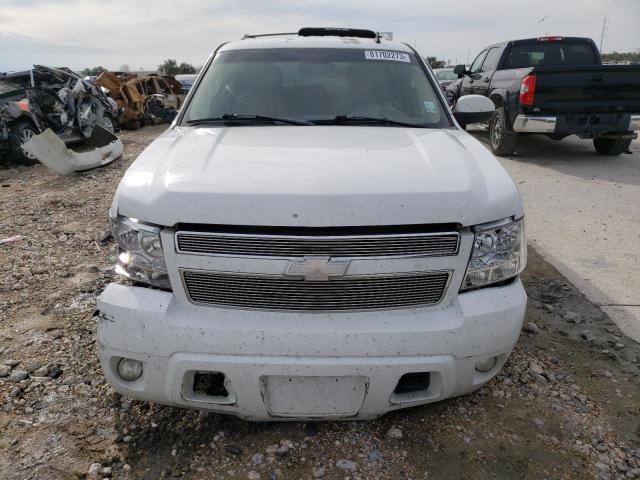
[[0, 80, 39, 163], [95, 72, 181, 129], [97, 28, 527, 421], [0, 65, 119, 164]]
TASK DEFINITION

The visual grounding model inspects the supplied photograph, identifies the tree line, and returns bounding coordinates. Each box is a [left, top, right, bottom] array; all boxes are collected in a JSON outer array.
[[601, 51, 640, 64], [81, 59, 198, 77]]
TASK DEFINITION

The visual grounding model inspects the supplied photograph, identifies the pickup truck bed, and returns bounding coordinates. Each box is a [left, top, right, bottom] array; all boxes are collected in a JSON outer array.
[[531, 64, 640, 114]]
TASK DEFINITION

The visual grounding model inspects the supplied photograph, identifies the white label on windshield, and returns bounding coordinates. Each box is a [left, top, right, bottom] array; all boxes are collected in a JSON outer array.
[[423, 101, 437, 113], [364, 50, 410, 63]]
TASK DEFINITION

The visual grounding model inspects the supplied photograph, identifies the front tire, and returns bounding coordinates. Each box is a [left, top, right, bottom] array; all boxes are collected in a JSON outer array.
[[593, 137, 631, 156], [9, 120, 39, 164], [489, 107, 518, 156]]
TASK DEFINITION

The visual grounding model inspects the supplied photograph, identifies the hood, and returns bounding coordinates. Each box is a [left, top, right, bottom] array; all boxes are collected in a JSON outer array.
[[113, 126, 523, 227]]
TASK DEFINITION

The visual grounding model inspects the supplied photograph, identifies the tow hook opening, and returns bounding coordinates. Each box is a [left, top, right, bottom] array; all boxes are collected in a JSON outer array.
[[393, 372, 431, 394], [193, 371, 229, 398]]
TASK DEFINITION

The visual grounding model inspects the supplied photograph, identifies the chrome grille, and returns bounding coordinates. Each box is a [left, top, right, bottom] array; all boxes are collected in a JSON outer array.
[[176, 231, 459, 258], [182, 270, 450, 311]]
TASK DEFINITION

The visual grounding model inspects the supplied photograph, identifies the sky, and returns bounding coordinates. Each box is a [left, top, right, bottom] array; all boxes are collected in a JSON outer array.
[[1, 0, 639, 72]]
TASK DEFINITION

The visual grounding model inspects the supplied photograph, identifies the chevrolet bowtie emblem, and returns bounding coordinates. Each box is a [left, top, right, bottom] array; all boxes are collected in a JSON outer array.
[[284, 256, 351, 281]]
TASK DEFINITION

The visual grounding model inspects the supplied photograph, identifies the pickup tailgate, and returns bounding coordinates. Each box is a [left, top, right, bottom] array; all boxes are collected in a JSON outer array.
[[532, 65, 640, 114]]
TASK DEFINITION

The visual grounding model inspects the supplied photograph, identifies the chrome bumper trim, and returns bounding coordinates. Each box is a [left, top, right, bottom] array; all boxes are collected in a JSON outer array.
[[512, 115, 557, 133]]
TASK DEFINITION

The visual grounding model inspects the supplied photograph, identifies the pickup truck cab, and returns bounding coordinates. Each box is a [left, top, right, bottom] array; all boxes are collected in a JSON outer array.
[[97, 28, 527, 420], [450, 36, 640, 156]]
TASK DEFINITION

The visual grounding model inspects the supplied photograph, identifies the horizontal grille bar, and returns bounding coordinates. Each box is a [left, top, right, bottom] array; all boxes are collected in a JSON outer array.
[[176, 231, 460, 258], [182, 270, 450, 311]]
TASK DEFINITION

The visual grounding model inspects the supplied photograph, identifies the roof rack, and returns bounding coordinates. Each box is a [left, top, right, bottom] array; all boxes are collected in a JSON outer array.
[[242, 28, 381, 43], [242, 32, 297, 40]]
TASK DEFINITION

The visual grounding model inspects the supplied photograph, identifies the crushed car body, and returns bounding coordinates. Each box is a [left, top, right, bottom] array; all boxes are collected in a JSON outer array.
[[0, 65, 120, 168], [95, 71, 181, 129]]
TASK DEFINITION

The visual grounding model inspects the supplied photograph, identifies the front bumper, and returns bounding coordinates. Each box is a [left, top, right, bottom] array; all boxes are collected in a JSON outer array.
[[513, 113, 640, 138], [96, 279, 526, 420]]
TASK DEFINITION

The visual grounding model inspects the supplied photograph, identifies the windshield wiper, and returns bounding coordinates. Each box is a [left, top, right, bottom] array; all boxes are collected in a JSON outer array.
[[186, 114, 311, 126], [315, 116, 427, 128]]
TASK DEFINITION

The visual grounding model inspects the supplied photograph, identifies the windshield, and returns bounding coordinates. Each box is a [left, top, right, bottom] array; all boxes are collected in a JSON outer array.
[[182, 48, 450, 127], [435, 69, 457, 81]]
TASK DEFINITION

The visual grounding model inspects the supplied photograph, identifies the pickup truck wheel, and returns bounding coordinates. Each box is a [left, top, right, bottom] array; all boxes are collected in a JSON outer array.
[[593, 137, 632, 156], [489, 108, 518, 156]]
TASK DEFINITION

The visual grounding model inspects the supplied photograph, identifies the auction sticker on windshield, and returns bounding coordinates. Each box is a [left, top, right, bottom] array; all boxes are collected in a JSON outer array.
[[364, 50, 411, 63]]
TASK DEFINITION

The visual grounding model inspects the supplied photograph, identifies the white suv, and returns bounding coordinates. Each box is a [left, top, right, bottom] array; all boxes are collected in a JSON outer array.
[[98, 28, 527, 420]]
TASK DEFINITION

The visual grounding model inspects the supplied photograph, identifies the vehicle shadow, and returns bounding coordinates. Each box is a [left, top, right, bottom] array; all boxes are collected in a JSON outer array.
[[468, 128, 640, 187]]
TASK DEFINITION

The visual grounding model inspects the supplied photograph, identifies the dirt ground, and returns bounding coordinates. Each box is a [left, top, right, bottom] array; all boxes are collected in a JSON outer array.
[[0, 126, 639, 480]]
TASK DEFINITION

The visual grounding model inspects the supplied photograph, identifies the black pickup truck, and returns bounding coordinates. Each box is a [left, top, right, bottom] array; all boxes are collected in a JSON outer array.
[[448, 36, 640, 156]]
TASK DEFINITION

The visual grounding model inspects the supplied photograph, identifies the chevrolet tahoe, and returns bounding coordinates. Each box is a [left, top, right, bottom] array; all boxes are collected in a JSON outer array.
[[97, 28, 527, 420]]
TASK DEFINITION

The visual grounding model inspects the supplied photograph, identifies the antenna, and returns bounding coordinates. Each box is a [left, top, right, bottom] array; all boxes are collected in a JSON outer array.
[[537, 16, 549, 36], [599, 17, 609, 52]]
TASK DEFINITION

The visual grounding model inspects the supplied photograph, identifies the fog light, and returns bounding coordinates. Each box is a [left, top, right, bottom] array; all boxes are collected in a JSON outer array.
[[117, 358, 143, 381], [475, 356, 497, 373]]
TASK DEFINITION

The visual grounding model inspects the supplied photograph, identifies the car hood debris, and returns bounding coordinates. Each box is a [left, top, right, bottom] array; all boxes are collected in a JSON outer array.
[[21, 126, 123, 175]]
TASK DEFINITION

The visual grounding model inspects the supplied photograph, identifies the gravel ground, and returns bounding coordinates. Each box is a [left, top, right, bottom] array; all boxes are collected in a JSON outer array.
[[0, 126, 639, 480]]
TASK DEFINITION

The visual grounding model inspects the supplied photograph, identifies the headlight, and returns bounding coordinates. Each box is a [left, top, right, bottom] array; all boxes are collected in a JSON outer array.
[[110, 216, 171, 290], [461, 217, 526, 291]]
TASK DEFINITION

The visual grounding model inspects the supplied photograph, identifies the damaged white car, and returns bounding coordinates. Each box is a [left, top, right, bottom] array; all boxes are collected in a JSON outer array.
[[97, 28, 527, 420], [0, 65, 122, 174]]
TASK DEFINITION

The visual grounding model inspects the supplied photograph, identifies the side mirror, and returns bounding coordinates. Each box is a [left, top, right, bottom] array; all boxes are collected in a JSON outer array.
[[452, 95, 495, 126], [453, 64, 467, 78]]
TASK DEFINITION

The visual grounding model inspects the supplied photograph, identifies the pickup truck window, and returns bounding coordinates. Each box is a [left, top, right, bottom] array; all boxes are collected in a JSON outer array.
[[504, 42, 598, 68], [182, 48, 450, 128], [481, 47, 503, 72], [469, 50, 488, 74]]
